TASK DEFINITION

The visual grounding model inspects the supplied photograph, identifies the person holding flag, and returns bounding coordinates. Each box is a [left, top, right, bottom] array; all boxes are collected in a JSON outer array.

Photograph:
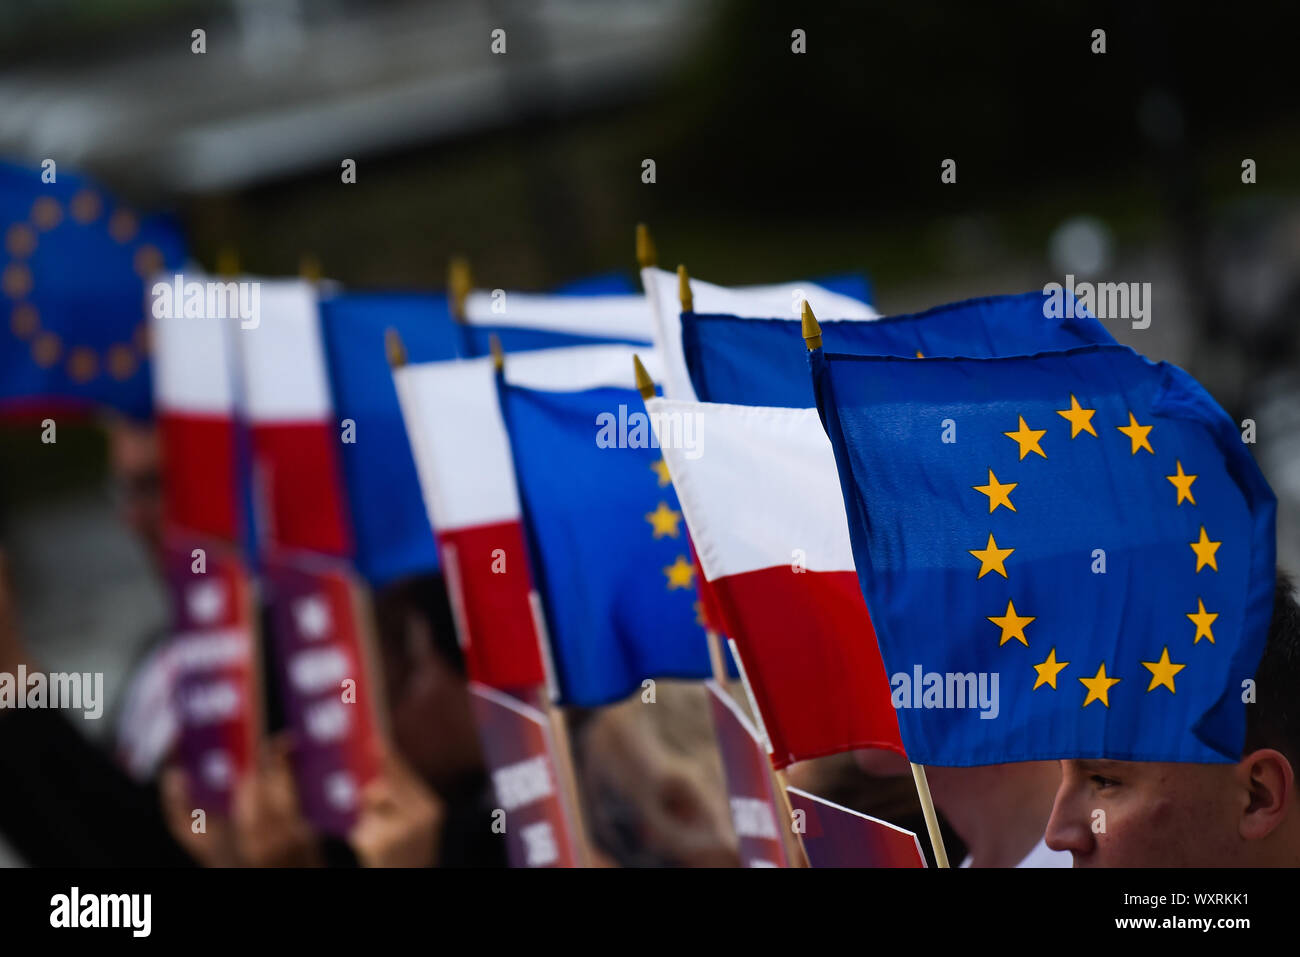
[[809, 310, 1289, 866]]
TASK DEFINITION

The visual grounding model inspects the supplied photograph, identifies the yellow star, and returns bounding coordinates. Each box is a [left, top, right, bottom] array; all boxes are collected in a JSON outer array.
[[915, 350, 925, 358], [664, 555, 694, 590], [1189, 526, 1221, 573], [1003, 416, 1047, 460], [1117, 411, 1154, 455], [1033, 647, 1069, 690], [1055, 394, 1097, 438], [1187, 598, 1218, 644], [972, 469, 1017, 513], [645, 501, 683, 539], [1141, 647, 1186, 693], [968, 533, 1014, 579], [1165, 460, 1197, 506], [1079, 662, 1121, 708], [650, 459, 671, 487], [988, 599, 1035, 646]]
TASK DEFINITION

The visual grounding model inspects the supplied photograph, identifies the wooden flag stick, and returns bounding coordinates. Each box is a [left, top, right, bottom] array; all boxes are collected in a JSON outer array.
[[448, 256, 472, 321], [217, 245, 240, 279], [633, 354, 654, 401], [724, 636, 811, 868], [705, 629, 728, 686], [677, 263, 693, 312], [539, 690, 596, 868], [385, 327, 408, 369], [299, 253, 322, 284], [636, 223, 657, 270], [911, 762, 951, 868]]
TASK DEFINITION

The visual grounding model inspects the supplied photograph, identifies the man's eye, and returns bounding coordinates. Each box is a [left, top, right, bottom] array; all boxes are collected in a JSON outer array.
[[1090, 774, 1119, 789]]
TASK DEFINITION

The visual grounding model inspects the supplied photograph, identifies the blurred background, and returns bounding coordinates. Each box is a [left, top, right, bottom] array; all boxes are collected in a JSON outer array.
[[0, 0, 1298, 864]]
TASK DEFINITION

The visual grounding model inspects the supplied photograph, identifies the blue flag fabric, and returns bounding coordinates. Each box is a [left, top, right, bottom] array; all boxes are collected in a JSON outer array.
[[318, 292, 463, 583], [811, 343, 1276, 765], [497, 381, 714, 706], [684, 291, 1114, 408], [810, 272, 874, 308], [550, 272, 636, 295], [0, 161, 186, 418]]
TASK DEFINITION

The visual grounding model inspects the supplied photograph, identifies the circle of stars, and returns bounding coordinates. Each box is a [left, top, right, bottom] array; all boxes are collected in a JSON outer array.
[[4, 190, 161, 385], [967, 395, 1220, 709]]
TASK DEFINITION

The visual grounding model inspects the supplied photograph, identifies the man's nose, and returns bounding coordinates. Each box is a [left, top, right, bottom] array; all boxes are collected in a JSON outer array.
[[1044, 784, 1093, 860]]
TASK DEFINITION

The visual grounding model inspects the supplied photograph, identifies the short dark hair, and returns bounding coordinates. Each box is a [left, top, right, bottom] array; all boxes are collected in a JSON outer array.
[[1243, 573, 1300, 767]]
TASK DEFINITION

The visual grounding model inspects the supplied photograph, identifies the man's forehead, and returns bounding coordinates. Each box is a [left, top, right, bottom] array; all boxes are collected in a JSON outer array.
[[1066, 757, 1221, 782], [1068, 758, 1141, 774]]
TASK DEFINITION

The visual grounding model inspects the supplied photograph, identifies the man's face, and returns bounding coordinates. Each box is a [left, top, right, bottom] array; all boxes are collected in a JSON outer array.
[[1046, 759, 1245, 866]]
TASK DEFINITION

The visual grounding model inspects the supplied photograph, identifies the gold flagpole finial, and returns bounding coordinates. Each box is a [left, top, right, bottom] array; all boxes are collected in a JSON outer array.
[[216, 246, 239, 279], [448, 256, 472, 321], [489, 333, 504, 372], [633, 354, 655, 400], [801, 300, 823, 351], [677, 264, 693, 312], [299, 254, 322, 284], [636, 223, 657, 269], [385, 327, 408, 368]]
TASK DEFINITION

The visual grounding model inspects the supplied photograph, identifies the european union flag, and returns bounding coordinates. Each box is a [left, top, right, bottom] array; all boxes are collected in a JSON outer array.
[[318, 292, 464, 584], [0, 161, 186, 419], [497, 380, 713, 706], [811, 343, 1276, 765], [685, 291, 1114, 408]]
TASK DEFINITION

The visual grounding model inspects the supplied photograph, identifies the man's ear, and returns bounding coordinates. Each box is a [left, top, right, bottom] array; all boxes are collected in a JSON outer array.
[[1236, 748, 1295, 841]]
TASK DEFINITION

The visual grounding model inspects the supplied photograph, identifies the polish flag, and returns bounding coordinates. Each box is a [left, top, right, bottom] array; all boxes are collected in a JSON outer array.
[[393, 344, 666, 695], [232, 280, 352, 557], [151, 276, 241, 541], [639, 266, 878, 401], [645, 396, 904, 768]]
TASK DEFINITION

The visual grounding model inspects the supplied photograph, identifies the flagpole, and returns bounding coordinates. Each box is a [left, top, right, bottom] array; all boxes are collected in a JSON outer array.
[[636, 223, 657, 271], [803, 302, 951, 869], [636, 226, 667, 365], [217, 245, 240, 279], [909, 762, 950, 868], [448, 256, 472, 321], [299, 253, 322, 284], [725, 635, 811, 868], [677, 263, 693, 312], [635, 354, 810, 868]]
